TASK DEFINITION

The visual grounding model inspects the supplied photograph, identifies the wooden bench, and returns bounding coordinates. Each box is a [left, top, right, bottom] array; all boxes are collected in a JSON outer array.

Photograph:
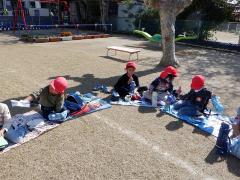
[[106, 46, 140, 60]]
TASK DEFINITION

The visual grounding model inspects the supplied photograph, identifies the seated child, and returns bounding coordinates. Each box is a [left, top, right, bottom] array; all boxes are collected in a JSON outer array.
[[174, 75, 212, 116], [143, 66, 180, 102], [114, 61, 140, 99], [24, 77, 68, 120], [232, 107, 240, 138], [0, 103, 12, 137]]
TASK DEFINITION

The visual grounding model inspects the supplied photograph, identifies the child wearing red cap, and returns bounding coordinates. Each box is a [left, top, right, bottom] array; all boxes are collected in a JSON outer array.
[[143, 66, 181, 101], [114, 61, 140, 98], [173, 75, 212, 116], [24, 77, 68, 119]]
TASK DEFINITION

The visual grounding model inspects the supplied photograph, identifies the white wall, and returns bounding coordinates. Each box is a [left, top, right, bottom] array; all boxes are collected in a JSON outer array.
[[29, 8, 49, 16]]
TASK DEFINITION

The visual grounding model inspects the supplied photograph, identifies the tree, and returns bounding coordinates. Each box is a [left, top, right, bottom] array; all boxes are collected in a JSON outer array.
[[100, 0, 110, 24], [144, 0, 193, 66], [177, 0, 234, 40]]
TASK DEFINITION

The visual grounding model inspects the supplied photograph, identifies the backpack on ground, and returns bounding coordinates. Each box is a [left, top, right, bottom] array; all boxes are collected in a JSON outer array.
[[64, 92, 85, 112]]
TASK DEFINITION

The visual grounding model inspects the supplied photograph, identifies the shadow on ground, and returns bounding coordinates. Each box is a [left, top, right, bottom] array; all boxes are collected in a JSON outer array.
[[205, 147, 240, 177]]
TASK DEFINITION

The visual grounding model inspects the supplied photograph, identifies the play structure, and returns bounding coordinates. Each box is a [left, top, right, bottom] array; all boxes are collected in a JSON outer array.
[[13, 0, 27, 31], [133, 30, 162, 43], [133, 30, 197, 43]]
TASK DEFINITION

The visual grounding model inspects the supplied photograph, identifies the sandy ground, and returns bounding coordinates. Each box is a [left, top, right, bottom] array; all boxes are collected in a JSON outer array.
[[0, 32, 239, 180], [212, 31, 239, 44]]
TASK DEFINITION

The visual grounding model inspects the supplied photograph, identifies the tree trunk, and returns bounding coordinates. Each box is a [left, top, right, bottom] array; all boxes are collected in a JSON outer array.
[[159, 8, 179, 66], [100, 0, 109, 24]]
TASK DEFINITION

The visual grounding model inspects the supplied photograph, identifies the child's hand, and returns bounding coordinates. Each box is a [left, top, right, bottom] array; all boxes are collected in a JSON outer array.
[[128, 76, 133, 84], [196, 97, 202, 102], [0, 129, 5, 137], [176, 86, 182, 95]]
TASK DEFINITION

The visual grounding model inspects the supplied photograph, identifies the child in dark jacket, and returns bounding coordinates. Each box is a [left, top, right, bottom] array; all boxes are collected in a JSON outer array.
[[143, 66, 181, 101], [114, 61, 140, 99], [174, 75, 212, 116]]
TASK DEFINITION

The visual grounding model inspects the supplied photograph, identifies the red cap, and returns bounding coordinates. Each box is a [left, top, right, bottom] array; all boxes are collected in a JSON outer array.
[[160, 71, 168, 79], [126, 61, 136, 69], [191, 75, 205, 90], [50, 77, 68, 94], [164, 66, 178, 77]]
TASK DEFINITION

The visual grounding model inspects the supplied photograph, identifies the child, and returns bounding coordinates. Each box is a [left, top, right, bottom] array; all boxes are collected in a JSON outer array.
[[0, 103, 12, 137], [232, 107, 240, 138], [143, 66, 180, 101], [24, 77, 68, 120], [173, 75, 212, 116], [114, 61, 140, 98]]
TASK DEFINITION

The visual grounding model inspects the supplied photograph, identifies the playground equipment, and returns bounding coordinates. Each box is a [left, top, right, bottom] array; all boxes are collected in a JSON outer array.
[[13, 0, 27, 31], [133, 30, 162, 43], [133, 30, 197, 43]]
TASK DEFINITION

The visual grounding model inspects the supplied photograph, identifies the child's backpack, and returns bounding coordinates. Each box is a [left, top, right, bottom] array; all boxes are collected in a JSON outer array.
[[64, 92, 85, 112], [215, 122, 231, 156]]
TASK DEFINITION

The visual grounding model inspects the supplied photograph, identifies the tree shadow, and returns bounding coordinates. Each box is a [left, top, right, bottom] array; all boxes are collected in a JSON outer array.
[[176, 48, 240, 115], [48, 65, 164, 95], [99, 56, 129, 64], [124, 42, 162, 51]]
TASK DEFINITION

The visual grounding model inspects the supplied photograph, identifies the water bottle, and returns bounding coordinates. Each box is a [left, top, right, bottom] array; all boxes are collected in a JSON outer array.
[[211, 95, 224, 114], [152, 91, 158, 107], [129, 80, 136, 95]]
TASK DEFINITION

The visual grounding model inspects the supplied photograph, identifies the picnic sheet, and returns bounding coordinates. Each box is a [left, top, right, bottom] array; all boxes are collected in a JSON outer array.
[[1, 93, 111, 153], [111, 99, 232, 137], [110, 99, 159, 108], [160, 105, 232, 137]]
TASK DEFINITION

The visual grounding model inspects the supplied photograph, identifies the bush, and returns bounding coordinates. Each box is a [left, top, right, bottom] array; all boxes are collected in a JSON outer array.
[[134, 8, 160, 35], [60, 32, 73, 37]]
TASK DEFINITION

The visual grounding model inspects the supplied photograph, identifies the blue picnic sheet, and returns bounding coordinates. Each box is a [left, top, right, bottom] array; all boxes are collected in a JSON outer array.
[[160, 105, 232, 137], [111, 98, 232, 137], [110, 99, 158, 108]]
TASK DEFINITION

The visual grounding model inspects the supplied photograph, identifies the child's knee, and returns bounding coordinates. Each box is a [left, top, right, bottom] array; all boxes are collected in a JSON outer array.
[[178, 107, 198, 116], [143, 90, 151, 100], [173, 100, 184, 110]]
